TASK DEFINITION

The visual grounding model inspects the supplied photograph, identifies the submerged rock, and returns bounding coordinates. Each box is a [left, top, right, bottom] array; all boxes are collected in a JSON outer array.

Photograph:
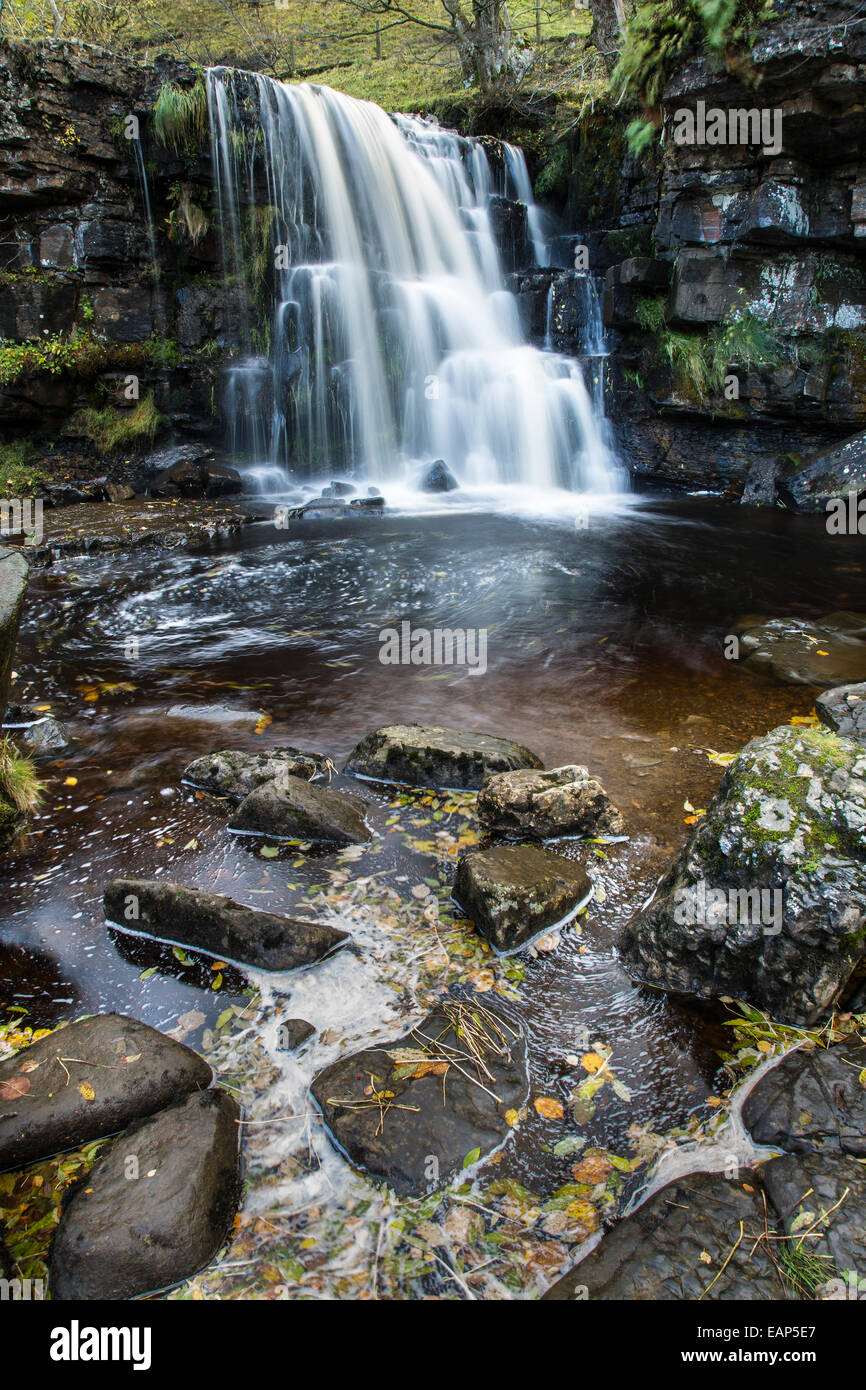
[[0, 1014, 212, 1172], [777, 429, 866, 513], [619, 725, 866, 1026], [477, 765, 623, 840], [760, 1152, 866, 1284], [742, 1043, 866, 1156], [311, 1001, 527, 1196], [165, 703, 267, 729], [816, 682, 866, 744], [276, 1018, 316, 1051], [418, 459, 458, 492], [21, 716, 71, 752], [229, 775, 370, 844], [103, 878, 349, 972], [345, 723, 543, 791], [0, 550, 29, 723], [182, 746, 328, 802], [736, 613, 866, 686], [49, 1089, 241, 1300], [453, 844, 592, 953]]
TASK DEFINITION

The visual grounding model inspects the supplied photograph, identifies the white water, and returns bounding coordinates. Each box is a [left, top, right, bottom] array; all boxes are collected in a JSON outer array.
[[206, 71, 621, 494]]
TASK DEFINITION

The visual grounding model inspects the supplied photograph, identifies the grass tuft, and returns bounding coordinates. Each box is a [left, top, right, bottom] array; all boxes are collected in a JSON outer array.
[[0, 737, 43, 816]]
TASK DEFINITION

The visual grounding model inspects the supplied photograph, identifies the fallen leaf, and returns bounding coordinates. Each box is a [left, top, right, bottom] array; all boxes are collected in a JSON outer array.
[[534, 1096, 565, 1121]]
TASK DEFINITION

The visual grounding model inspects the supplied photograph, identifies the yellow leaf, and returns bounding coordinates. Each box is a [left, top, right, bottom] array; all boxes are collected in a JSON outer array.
[[581, 1052, 605, 1073], [534, 1096, 565, 1120], [64, 776, 78, 786], [78, 1083, 95, 1100], [504, 1108, 520, 1127]]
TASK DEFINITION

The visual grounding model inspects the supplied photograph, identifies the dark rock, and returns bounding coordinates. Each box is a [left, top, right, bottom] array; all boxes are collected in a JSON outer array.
[[311, 1002, 527, 1196], [103, 877, 349, 972], [105, 482, 136, 503], [543, 1171, 785, 1300], [477, 765, 623, 840], [743, 1043, 866, 1156], [816, 682, 866, 744], [0, 551, 29, 724], [165, 704, 267, 730], [182, 746, 328, 802], [453, 845, 592, 953], [277, 1018, 315, 1051], [321, 481, 355, 497], [737, 613, 866, 686], [139, 444, 214, 479], [760, 1152, 866, 1284], [21, 716, 71, 752], [487, 195, 533, 274], [741, 455, 783, 507], [344, 723, 543, 791], [778, 430, 866, 513], [91, 287, 153, 342], [349, 495, 384, 510], [418, 459, 458, 492], [0, 1013, 212, 1172], [229, 775, 371, 845], [49, 1089, 241, 1300], [619, 724, 866, 1026], [668, 250, 739, 326]]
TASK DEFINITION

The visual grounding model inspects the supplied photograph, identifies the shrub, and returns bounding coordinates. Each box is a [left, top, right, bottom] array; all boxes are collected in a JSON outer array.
[[153, 80, 208, 154], [75, 394, 162, 456]]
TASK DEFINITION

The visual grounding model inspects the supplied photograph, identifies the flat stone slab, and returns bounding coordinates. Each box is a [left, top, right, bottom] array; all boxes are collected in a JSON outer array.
[[0, 1013, 212, 1172], [477, 764, 623, 839], [453, 844, 592, 953], [228, 774, 370, 844], [816, 682, 866, 744], [736, 613, 866, 686], [165, 704, 266, 729], [21, 499, 254, 566], [182, 746, 328, 801], [49, 1088, 241, 1300], [104, 878, 349, 972], [344, 723, 544, 790], [761, 1152, 866, 1286], [742, 1043, 866, 1156], [311, 1002, 527, 1196]]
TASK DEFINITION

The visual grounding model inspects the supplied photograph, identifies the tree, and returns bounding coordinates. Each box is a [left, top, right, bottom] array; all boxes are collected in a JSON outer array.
[[586, 0, 635, 75], [344, 0, 533, 92]]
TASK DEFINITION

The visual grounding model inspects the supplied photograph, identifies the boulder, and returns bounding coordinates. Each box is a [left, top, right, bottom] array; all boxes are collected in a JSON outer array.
[[736, 613, 866, 686], [228, 775, 370, 845], [311, 1001, 527, 1196], [0, 551, 29, 723], [477, 765, 623, 840], [0, 1014, 212, 1172], [777, 430, 866, 513], [344, 723, 543, 791], [417, 459, 458, 492], [816, 682, 866, 744], [182, 746, 328, 802], [760, 1153, 866, 1286], [103, 878, 349, 972], [21, 716, 71, 753], [742, 1043, 866, 1156], [49, 1089, 241, 1300], [453, 844, 592, 953], [619, 725, 866, 1026], [165, 704, 267, 730], [276, 1018, 315, 1051]]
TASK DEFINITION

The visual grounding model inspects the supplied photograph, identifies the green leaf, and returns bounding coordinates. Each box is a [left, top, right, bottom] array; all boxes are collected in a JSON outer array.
[[260, 845, 279, 859], [462, 1146, 481, 1169]]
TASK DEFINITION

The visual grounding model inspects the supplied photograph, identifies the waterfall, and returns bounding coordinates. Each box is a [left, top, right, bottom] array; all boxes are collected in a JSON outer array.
[[206, 70, 620, 494]]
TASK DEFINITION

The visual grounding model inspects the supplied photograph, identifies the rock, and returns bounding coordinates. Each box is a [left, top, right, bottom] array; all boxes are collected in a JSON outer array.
[[202, 462, 243, 497], [21, 716, 71, 752], [0, 1014, 212, 1172], [741, 455, 782, 507], [182, 746, 328, 802], [345, 723, 543, 791], [743, 1043, 866, 1156], [229, 775, 371, 845], [276, 1018, 315, 1051], [103, 878, 349, 972], [777, 430, 866, 513], [619, 724, 866, 1026], [311, 1001, 527, 1196], [736, 613, 866, 686], [139, 443, 214, 480], [453, 845, 592, 953], [49, 1089, 241, 1301], [105, 481, 136, 503], [417, 459, 458, 492], [165, 704, 267, 730], [477, 765, 623, 840], [542, 1171, 785, 1300], [816, 682, 866, 744], [321, 481, 355, 497], [760, 1152, 866, 1284], [0, 551, 28, 723]]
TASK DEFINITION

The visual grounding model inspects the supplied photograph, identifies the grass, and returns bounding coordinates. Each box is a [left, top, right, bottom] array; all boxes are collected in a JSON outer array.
[[0, 736, 43, 815], [0, 442, 50, 498], [75, 394, 162, 456], [153, 79, 209, 153]]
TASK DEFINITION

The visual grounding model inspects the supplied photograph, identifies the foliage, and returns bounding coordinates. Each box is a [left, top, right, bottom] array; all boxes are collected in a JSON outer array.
[[153, 79, 208, 155], [167, 182, 210, 245], [0, 441, 50, 497], [0, 736, 43, 815], [637, 308, 787, 398], [75, 393, 162, 455], [634, 292, 666, 333], [0, 329, 179, 388]]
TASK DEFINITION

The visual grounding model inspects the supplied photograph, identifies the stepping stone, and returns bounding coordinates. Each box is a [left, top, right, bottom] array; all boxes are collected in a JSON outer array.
[[742, 1043, 866, 1156], [104, 878, 349, 972], [816, 682, 866, 745], [0, 1014, 212, 1172], [477, 764, 623, 839], [228, 775, 370, 844], [277, 1018, 315, 1051], [453, 844, 592, 953], [49, 1089, 241, 1300], [182, 746, 329, 801], [345, 723, 543, 790], [165, 704, 267, 729], [311, 1001, 527, 1196], [735, 613, 866, 686]]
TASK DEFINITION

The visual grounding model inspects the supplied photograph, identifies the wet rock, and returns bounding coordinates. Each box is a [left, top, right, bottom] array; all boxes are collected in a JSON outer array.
[[619, 724, 866, 1026], [777, 430, 866, 513], [165, 703, 267, 730], [816, 682, 866, 744], [736, 613, 866, 686], [288, 496, 351, 519], [477, 765, 623, 840], [103, 878, 349, 972], [760, 1153, 866, 1283], [21, 716, 71, 752], [105, 481, 136, 503], [49, 1089, 241, 1301], [418, 459, 458, 492], [453, 844, 592, 953], [321, 481, 355, 498], [0, 1014, 212, 1172], [229, 774, 370, 845], [311, 1001, 527, 1196], [182, 746, 329, 802], [276, 1018, 315, 1051], [345, 723, 543, 791], [743, 1043, 866, 1156], [542, 1171, 784, 1300], [139, 443, 214, 480], [0, 551, 29, 723]]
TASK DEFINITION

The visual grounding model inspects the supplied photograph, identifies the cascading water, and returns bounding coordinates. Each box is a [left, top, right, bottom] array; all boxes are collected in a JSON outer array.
[[206, 70, 621, 494]]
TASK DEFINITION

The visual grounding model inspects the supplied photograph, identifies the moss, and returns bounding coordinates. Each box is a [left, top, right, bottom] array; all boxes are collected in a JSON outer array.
[[0, 331, 179, 389], [0, 442, 50, 496]]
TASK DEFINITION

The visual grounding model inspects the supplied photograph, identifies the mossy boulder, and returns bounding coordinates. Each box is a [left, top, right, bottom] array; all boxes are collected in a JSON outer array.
[[344, 723, 543, 790], [619, 724, 866, 1025]]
